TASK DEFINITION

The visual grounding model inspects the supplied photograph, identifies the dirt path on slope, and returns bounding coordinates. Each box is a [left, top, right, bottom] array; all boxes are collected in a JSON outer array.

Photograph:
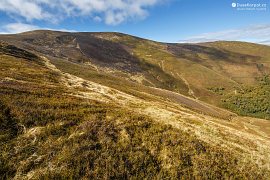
[[147, 86, 235, 120], [176, 72, 197, 99]]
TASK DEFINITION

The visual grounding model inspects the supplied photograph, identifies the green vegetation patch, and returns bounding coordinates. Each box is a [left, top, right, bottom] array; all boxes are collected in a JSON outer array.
[[222, 75, 270, 119]]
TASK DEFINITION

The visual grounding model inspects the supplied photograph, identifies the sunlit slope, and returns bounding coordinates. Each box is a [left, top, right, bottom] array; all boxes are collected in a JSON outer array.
[[201, 41, 270, 84], [106, 33, 270, 104], [1, 30, 270, 117], [108, 34, 270, 85], [1, 42, 270, 179]]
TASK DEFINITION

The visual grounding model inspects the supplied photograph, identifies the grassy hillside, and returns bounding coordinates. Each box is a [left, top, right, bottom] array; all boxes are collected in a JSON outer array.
[[99, 33, 270, 105], [0, 78, 261, 179], [1, 89, 267, 179], [1, 31, 270, 108], [1, 39, 270, 179]]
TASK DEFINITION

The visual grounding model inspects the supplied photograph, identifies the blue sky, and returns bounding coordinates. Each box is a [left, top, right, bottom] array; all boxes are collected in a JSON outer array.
[[0, 0, 269, 44]]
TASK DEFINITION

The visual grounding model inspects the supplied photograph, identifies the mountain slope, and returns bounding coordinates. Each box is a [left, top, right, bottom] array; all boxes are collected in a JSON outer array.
[[1, 32, 270, 179], [1, 31, 269, 108]]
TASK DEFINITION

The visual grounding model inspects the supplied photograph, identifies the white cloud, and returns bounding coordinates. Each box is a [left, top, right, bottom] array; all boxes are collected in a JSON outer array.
[[0, 0, 51, 21], [93, 16, 102, 22], [0, 22, 75, 34], [0, 0, 165, 25], [0, 23, 39, 34], [181, 24, 270, 44]]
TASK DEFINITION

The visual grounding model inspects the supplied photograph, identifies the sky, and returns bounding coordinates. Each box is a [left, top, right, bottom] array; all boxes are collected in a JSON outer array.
[[0, 0, 269, 44]]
